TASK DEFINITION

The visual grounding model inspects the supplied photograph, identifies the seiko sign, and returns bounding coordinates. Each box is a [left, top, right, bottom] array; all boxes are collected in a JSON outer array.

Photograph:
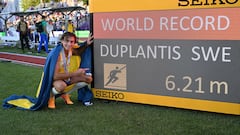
[[91, 0, 240, 115], [178, 0, 239, 6]]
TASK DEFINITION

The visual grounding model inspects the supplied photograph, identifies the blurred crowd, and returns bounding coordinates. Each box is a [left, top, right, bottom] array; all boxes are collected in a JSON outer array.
[[0, 0, 90, 34], [3, 10, 90, 48]]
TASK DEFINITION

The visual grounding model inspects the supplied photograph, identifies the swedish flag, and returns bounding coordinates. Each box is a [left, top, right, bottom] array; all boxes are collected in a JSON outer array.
[[3, 45, 62, 110]]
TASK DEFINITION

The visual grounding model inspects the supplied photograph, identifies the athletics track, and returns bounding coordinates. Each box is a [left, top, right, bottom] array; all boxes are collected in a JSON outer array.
[[0, 52, 45, 67]]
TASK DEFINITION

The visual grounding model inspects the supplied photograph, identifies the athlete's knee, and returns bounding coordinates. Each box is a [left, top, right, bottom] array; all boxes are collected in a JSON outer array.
[[53, 80, 67, 93]]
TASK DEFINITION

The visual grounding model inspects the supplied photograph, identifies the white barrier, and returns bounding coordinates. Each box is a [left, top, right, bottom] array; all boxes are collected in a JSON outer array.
[[0, 35, 19, 47]]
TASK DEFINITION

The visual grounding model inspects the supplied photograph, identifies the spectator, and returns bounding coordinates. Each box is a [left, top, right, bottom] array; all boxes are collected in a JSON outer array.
[[33, 21, 39, 43], [29, 22, 35, 42], [47, 19, 54, 42], [17, 16, 30, 52], [67, 20, 75, 33], [37, 16, 49, 53]]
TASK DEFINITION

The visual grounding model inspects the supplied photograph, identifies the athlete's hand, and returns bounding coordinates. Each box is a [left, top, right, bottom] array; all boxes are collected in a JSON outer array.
[[84, 75, 93, 84], [87, 33, 94, 45], [75, 68, 89, 76]]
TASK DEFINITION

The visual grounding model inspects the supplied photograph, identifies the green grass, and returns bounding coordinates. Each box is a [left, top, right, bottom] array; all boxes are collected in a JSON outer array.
[[0, 57, 240, 135], [0, 45, 50, 57]]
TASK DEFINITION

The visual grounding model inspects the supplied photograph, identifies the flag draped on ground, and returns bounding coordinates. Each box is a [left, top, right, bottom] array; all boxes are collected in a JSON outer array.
[[2, 45, 62, 110]]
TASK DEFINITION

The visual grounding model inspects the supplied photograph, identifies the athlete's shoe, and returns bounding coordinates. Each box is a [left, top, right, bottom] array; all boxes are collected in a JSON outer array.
[[48, 97, 56, 109], [61, 94, 74, 105], [83, 101, 93, 106]]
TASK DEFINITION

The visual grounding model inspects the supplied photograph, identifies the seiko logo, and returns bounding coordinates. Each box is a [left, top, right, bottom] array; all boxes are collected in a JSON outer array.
[[178, 0, 238, 6], [96, 90, 125, 100]]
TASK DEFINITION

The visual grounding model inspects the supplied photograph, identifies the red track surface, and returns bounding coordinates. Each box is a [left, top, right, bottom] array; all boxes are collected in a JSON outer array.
[[0, 52, 46, 67]]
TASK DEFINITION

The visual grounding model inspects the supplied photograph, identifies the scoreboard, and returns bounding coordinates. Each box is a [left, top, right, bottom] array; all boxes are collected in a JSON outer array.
[[90, 0, 240, 115]]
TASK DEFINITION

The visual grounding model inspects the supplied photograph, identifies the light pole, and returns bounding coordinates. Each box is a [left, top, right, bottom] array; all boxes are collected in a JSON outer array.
[[40, 0, 46, 8], [0, 0, 7, 13], [76, 12, 81, 30], [0, 0, 7, 34]]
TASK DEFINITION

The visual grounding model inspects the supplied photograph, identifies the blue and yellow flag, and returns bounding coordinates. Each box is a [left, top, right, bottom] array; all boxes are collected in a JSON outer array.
[[2, 45, 62, 110], [78, 43, 93, 102]]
